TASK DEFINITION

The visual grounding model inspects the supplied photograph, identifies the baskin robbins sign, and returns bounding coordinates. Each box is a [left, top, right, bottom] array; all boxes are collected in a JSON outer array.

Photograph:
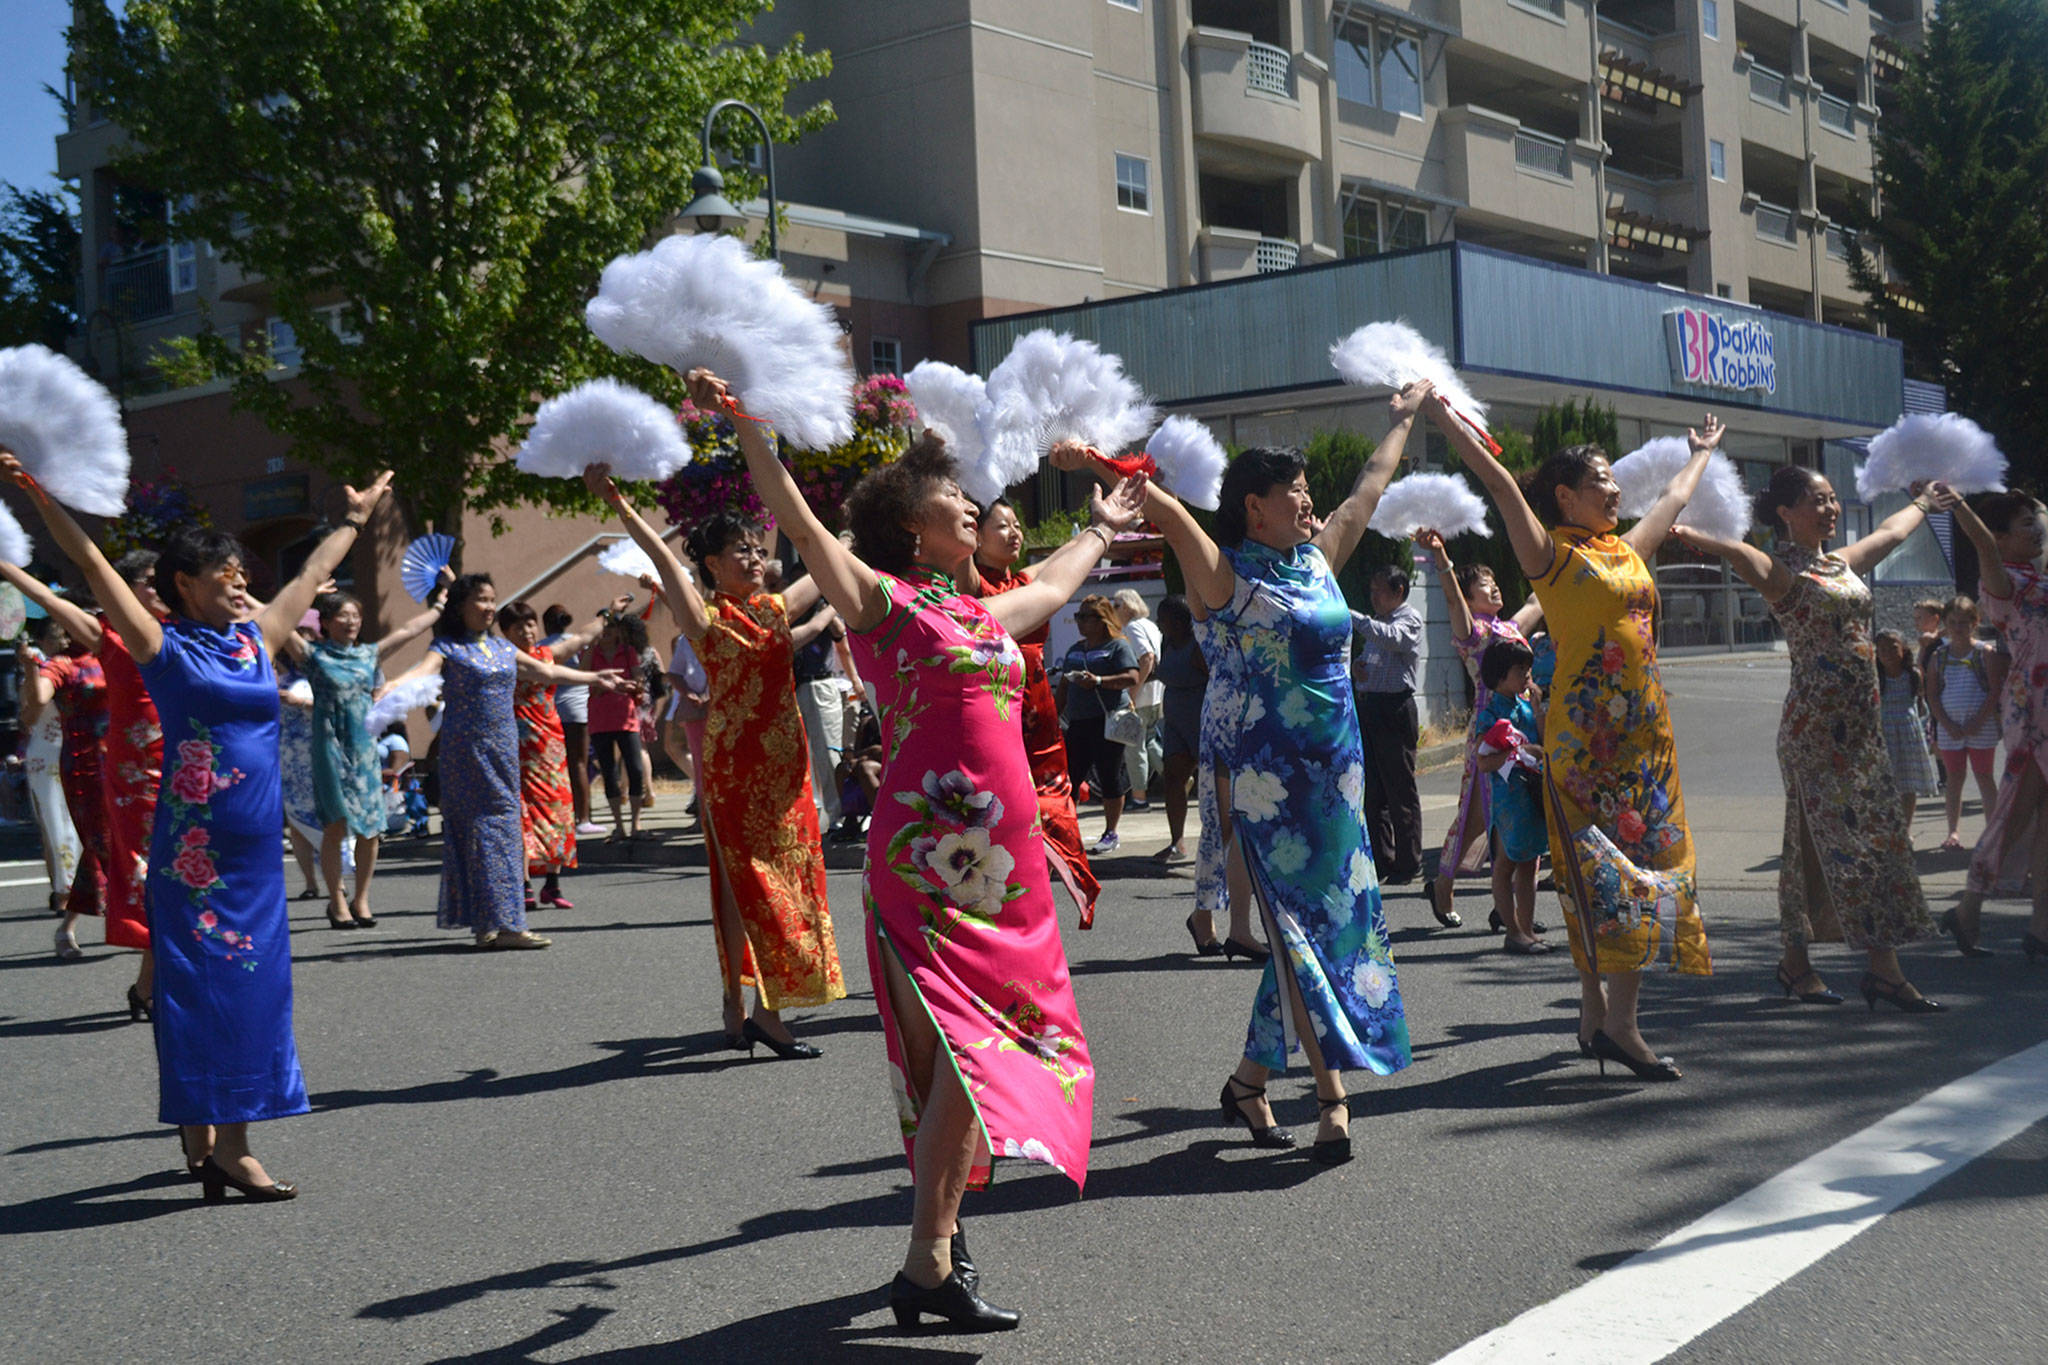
[[1664, 306, 1777, 395]]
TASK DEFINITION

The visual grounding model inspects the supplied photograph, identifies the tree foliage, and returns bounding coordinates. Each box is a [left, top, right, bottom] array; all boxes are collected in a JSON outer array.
[[0, 183, 81, 350], [71, 0, 833, 525], [1850, 0, 2048, 493], [1531, 397, 1620, 462]]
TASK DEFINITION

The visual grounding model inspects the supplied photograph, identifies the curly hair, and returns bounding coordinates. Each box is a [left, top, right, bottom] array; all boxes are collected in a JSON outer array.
[[844, 431, 960, 574], [1523, 444, 1609, 527], [603, 612, 649, 653], [1215, 446, 1307, 547], [686, 511, 765, 589]]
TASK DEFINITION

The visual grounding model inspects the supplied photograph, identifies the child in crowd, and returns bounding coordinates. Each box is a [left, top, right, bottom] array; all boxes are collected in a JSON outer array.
[[1474, 638, 1548, 956], [1927, 595, 2004, 850], [1874, 629, 1940, 834]]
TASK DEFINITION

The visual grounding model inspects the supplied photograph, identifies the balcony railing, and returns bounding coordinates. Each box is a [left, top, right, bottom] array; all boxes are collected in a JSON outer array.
[[100, 248, 172, 322], [1748, 62, 1791, 108], [1825, 224, 1855, 260], [1513, 128, 1572, 179], [1817, 92, 1855, 133], [1245, 41, 1295, 98], [1754, 200, 1797, 243], [1255, 236, 1300, 272]]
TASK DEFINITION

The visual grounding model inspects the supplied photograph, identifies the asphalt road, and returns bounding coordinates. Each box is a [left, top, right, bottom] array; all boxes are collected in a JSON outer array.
[[4, 655, 2044, 1364]]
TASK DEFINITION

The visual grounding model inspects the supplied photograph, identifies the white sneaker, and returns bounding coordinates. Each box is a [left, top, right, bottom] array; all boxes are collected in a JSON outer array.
[[575, 822, 605, 837], [1089, 831, 1120, 854]]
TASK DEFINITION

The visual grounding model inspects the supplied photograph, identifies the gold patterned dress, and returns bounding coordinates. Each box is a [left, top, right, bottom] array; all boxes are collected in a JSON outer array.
[[697, 590, 844, 1009], [1535, 529, 1709, 975], [1768, 545, 1930, 949]]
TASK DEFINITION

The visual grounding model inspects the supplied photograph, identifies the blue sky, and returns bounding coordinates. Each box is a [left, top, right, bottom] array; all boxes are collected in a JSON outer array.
[[1, 0, 82, 197]]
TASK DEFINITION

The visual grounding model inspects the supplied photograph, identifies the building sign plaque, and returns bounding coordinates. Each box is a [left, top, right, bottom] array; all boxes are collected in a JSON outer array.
[[243, 473, 310, 522], [1665, 306, 1777, 395]]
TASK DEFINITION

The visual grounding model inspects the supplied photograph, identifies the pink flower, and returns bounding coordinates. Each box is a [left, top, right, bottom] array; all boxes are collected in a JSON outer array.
[[1617, 808, 1647, 844], [182, 828, 209, 850], [177, 739, 213, 769], [198, 910, 218, 929], [170, 764, 216, 804], [171, 846, 218, 890], [1601, 643, 1626, 675]]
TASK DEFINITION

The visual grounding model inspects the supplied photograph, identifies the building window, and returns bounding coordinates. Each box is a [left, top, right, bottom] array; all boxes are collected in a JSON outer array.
[[1108, 0, 1140, 8], [1709, 139, 1727, 180], [1115, 153, 1150, 213], [1333, 20, 1424, 116], [1342, 195, 1431, 257], [1702, 0, 1720, 38], [1716, 282, 1733, 298], [266, 317, 301, 368], [170, 240, 198, 294], [1387, 205, 1428, 249], [1343, 199, 1379, 257], [870, 337, 901, 376]]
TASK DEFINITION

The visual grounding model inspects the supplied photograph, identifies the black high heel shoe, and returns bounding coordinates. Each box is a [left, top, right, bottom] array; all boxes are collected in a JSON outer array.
[[1312, 1094, 1353, 1166], [889, 1267, 1019, 1332], [2023, 933, 2048, 964], [1939, 908, 1993, 958], [1859, 972, 1946, 1014], [951, 1225, 978, 1291], [126, 984, 152, 1024], [742, 1017, 822, 1060], [198, 1156, 297, 1203], [1185, 912, 1223, 957], [1776, 963, 1843, 1005], [1220, 1076, 1296, 1148], [1488, 908, 1505, 934], [1221, 936, 1271, 964], [1590, 1030, 1682, 1082], [174, 1127, 206, 1180]]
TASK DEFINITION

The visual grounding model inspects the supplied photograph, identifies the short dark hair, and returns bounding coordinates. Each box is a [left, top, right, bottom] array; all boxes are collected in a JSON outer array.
[[603, 611, 649, 653], [1369, 565, 1410, 599], [1523, 444, 1608, 527], [435, 572, 496, 638], [844, 430, 959, 574], [1155, 593, 1194, 637], [541, 604, 573, 636], [977, 495, 1016, 526], [1943, 594, 1978, 624], [113, 549, 158, 585], [1453, 563, 1494, 599], [496, 601, 539, 633], [1479, 636, 1536, 691], [1754, 464, 1828, 536], [1974, 491, 2046, 535], [685, 511, 766, 587], [1215, 446, 1307, 547], [154, 524, 248, 618], [313, 590, 360, 625]]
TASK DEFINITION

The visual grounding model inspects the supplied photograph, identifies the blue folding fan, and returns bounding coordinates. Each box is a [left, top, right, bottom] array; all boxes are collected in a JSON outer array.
[[400, 533, 456, 603]]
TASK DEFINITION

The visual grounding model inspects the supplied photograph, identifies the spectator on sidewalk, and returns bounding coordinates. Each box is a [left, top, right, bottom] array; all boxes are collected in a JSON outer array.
[[1112, 588, 1163, 811], [790, 599, 846, 831], [1351, 564, 1424, 885]]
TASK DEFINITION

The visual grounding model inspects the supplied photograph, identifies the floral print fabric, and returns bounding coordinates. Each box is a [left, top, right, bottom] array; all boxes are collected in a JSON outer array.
[[40, 648, 109, 917], [304, 640, 387, 839], [1194, 614, 1245, 917], [1436, 615, 1527, 882], [513, 645, 577, 872], [1535, 529, 1709, 975], [1212, 542, 1411, 1077], [140, 620, 308, 1126], [432, 635, 528, 934], [1767, 546, 1929, 949], [97, 623, 162, 949], [20, 650, 80, 898], [1969, 562, 2048, 896], [697, 591, 843, 1010], [850, 570, 1093, 1190]]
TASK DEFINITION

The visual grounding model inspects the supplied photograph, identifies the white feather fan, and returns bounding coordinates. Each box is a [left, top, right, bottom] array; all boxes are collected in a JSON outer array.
[[365, 674, 442, 738], [1856, 413, 2007, 502], [904, 360, 1003, 504], [0, 344, 131, 516], [515, 379, 692, 481], [284, 678, 314, 706], [982, 330, 1157, 488], [1143, 416, 1228, 510], [1612, 436, 1753, 542], [597, 538, 659, 582], [1368, 473, 1491, 541], [1329, 321, 1496, 451], [0, 503, 31, 567], [584, 233, 854, 451]]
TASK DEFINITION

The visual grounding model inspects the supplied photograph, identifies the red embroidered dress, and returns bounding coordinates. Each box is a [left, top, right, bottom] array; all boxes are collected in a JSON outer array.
[[99, 622, 163, 949], [512, 644, 577, 873], [40, 647, 109, 918]]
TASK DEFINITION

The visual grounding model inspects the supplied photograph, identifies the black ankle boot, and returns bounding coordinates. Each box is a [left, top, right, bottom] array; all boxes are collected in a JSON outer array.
[[889, 1267, 1019, 1332]]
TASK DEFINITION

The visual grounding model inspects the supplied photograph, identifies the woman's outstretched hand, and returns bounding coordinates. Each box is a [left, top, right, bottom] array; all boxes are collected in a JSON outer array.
[[590, 668, 638, 696], [1048, 438, 1095, 473], [582, 462, 624, 505], [684, 368, 733, 413], [1089, 474, 1147, 535], [1687, 414, 1725, 454], [1389, 379, 1434, 421], [0, 451, 42, 499], [344, 471, 395, 523]]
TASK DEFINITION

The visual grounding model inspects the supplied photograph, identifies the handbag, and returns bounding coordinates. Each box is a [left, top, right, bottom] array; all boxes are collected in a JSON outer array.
[[1104, 694, 1145, 747]]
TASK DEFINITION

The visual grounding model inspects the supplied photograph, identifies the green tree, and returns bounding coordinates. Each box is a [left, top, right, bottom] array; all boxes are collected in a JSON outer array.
[[1531, 397, 1620, 461], [0, 182, 81, 350], [1849, 0, 2048, 492], [70, 1, 833, 525]]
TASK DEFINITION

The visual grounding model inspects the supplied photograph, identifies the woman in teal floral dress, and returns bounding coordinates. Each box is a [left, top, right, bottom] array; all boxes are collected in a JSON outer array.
[[287, 587, 445, 928], [1056, 385, 1418, 1165]]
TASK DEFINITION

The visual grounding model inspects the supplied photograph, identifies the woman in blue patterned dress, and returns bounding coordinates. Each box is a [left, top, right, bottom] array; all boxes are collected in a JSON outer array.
[[286, 587, 446, 928], [2, 452, 394, 1200], [1188, 613, 1260, 958], [381, 574, 634, 949], [1054, 385, 1419, 1164]]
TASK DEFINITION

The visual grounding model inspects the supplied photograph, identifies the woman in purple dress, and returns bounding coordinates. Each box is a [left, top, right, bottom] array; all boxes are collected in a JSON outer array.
[[382, 574, 634, 948]]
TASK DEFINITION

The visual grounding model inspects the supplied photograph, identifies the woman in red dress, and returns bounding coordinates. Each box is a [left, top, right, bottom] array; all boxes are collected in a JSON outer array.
[[497, 598, 620, 909], [962, 498, 1101, 928], [588, 468, 844, 1057], [35, 627, 108, 958]]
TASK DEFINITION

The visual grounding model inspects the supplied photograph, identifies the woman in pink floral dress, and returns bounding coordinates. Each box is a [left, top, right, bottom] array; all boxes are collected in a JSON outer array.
[[679, 367, 1143, 1334], [1947, 492, 2048, 955]]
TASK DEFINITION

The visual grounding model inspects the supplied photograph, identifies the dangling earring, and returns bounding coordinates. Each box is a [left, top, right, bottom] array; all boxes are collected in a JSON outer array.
[[912, 532, 923, 560]]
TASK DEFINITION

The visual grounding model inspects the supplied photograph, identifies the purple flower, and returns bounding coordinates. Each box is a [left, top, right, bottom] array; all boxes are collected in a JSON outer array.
[[920, 769, 1004, 829]]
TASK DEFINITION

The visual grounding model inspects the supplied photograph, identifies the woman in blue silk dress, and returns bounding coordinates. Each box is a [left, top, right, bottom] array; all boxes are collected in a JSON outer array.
[[286, 587, 445, 928], [1054, 384, 1422, 1164], [381, 573, 634, 949], [2, 452, 396, 1201]]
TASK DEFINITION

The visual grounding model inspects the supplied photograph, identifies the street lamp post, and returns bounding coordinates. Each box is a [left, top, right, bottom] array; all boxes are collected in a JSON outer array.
[[678, 98, 778, 261]]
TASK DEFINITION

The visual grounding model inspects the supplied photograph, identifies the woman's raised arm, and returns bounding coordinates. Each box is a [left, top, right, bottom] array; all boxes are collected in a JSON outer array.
[[583, 467, 712, 642], [974, 475, 1146, 642], [1623, 416, 1723, 560], [258, 472, 394, 656], [1840, 483, 1955, 580], [1424, 392, 1555, 582], [376, 568, 452, 662], [685, 369, 889, 631], [1313, 384, 1424, 575], [0, 452, 159, 661], [1052, 441, 1235, 612], [1666, 524, 1793, 602], [0, 560, 101, 651]]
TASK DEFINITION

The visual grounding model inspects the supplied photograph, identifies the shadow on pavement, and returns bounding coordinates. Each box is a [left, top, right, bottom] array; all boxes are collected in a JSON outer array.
[[0, 1169, 200, 1233], [0, 1009, 140, 1038]]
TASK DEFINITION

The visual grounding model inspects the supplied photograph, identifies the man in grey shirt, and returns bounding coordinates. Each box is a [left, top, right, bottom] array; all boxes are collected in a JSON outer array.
[[1352, 564, 1424, 884]]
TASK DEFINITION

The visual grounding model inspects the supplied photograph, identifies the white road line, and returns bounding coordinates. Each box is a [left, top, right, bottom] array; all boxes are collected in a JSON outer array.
[[1437, 1038, 2048, 1364], [0, 875, 51, 888], [0, 860, 46, 870]]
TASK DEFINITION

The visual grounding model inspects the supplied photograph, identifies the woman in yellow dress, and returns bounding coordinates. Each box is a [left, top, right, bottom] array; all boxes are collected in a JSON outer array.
[[1428, 390, 1722, 1080]]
